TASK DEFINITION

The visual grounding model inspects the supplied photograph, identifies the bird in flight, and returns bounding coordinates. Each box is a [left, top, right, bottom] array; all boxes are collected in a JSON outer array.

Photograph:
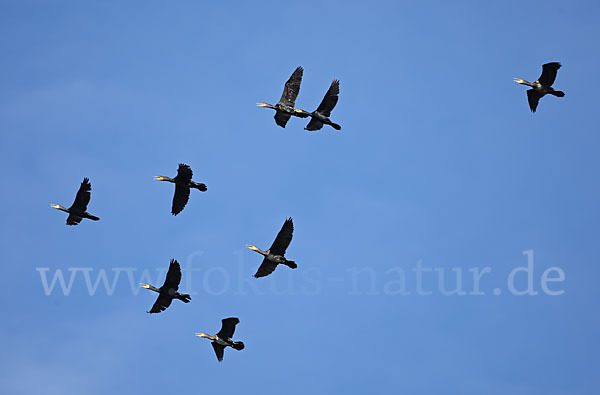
[[514, 62, 565, 112], [51, 177, 100, 225], [155, 164, 207, 215], [247, 217, 296, 278], [257, 66, 309, 128], [141, 259, 191, 313], [196, 317, 245, 362], [296, 79, 341, 131]]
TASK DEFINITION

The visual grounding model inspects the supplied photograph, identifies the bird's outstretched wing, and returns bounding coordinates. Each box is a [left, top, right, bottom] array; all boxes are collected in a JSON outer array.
[[176, 164, 193, 181], [527, 89, 542, 113], [217, 317, 240, 339], [172, 184, 190, 215], [305, 118, 324, 131], [71, 178, 92, 211], [254, 258, 278, 278], [211, 342, 225, 362], [538, 62, 561, 87], [66, 213, 83, 226], [269, 217, 294, 256], [314, 79, 339, 117], [148, 295, 172, 313], [161, 259, 182, 292], [274, 111, 291, 127], [277, 66, 303, 108], [147, 260, 181, 313], [172, 164, 193, 215]]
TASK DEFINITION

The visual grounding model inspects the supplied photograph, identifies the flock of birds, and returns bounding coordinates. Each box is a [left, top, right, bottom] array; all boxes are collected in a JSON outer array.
[[50, 62, 564, 361]]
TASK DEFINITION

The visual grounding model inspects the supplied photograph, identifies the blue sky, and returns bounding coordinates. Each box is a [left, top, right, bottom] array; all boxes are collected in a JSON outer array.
[[1, 1, 599, 394]]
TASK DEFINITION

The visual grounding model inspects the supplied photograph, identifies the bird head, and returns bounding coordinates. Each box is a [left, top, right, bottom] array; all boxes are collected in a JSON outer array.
[[513, 78, 525, 84], [294, 109, 310, 118], [154, 176, 168, 181], [247, 245, 259, 251], [195, 332, 211, 338], [50, 204, 61, 209], [141, 283, 151, 289]]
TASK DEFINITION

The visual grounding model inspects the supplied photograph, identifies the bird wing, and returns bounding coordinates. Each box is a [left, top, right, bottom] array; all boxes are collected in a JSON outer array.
[[274, 111, 291, 128], [315, 79, 339, 117], [268, 217, 294, 256], [277, 66, 303, 108], [66, 213, 82, 226], [254, 257, 278, 278], [172, 184, 190, 215], [148, 294, 172, 313], [211, 342, 225, 362], [538, 62, 561, 87], [161, 259, 182, 292], [217, 317, 240, 339], [526, 89, 542, 113], [176, 164, 193, 181], [305, 118, 324, 131], [70, 178, 92, 211]]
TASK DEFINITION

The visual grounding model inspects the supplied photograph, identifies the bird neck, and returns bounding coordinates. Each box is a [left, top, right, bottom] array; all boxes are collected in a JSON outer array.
[[51, 204, 69, 213], [155, 176, 174, 183], [141, 284, 160, 293], [249, 246, 268, 256], [294, 109, 311, 117], [257, 102, 276, 110], [515, 78, 533, 87]]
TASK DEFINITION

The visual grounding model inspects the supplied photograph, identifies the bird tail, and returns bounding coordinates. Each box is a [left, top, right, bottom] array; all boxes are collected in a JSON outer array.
[[331, 122, 341, 130], [86, 214, 100, 221], [550, 90, 565, 97], [232, 341, 245, 350], [178, 293, 191, 303], [283, 260, 297, 269], [192, 182, 207, 192]]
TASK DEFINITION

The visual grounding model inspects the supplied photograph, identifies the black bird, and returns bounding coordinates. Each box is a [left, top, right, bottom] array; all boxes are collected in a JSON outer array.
[[296, 79, 341, 131], [196, 317, 245, 362], [155, 164, 207, 215], [247, 217, 296, 278], [51, 178, 100, 225], [514, 62, 565, 112], [141, 259, 191, 313], [257, 66, 309, 127]]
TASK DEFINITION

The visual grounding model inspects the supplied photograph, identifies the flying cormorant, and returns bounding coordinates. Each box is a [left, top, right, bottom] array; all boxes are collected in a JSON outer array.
[[257, 66, 309, 128], [141, 259, 191, 313], [51, 177, 100, 225], [247, 217, 296, 278], [155, 164, 207, 215], [296, 79, 341, 131], [514, 62, 565, 112], [196, 317, 245, 362]]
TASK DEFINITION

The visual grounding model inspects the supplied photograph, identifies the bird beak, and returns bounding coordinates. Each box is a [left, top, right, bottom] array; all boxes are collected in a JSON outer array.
[[140, 283, 150, 289], [154, 176, 164, 181], [256, 103, 267, 107], [513, 78, 524, 84], [246, 245, 257, 251], [50, 204, 59, 209]]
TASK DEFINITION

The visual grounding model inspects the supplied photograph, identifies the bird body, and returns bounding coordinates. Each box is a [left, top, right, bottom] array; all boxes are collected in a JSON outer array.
[[297, 79, 341, 131], [142, 259, 191, 313], [196, 318, 245, 361], [51, 178, 100, 225], [247, 217, 296, 278], [514, 62, 564, 112], [155, 164, 207, 215], [257, 66, 309, 127]]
